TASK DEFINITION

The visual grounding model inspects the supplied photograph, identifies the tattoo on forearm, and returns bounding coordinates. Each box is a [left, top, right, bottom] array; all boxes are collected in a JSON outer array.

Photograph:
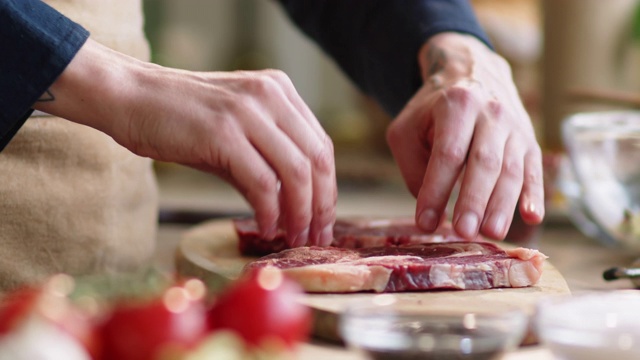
[[37, 90, 55, 102]]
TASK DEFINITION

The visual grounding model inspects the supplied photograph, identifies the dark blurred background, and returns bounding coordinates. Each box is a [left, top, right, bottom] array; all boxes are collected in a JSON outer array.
[[145, 0, 640, 215]]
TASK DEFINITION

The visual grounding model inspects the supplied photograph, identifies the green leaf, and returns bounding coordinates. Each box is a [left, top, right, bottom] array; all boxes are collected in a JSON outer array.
[[631, 4, 640, 43], [69, 267, 172, 303]]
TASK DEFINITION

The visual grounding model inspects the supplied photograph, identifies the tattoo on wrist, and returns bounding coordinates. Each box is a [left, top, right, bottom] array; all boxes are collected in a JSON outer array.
[[427, 47, 447, 76], [37, 90, 55, 102], [424, 42, 473, 82]]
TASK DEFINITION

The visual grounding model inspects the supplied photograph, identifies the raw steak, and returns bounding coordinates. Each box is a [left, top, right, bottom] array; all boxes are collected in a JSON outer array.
[[243, 242, 547, 293], [234, 217, 478, 256]]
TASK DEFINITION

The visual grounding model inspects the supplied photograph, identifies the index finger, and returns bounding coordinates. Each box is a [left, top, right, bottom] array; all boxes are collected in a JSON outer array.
[[415, 87, 479, 232]]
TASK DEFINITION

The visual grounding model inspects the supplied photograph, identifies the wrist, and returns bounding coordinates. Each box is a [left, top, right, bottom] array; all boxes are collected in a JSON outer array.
[[418, 32, 499, 84], [33, 39, 144, 138]]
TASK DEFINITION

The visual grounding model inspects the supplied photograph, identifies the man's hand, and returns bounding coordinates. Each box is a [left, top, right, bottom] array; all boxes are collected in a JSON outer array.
[[386, 33, 544, 240], [34, 39, 337, 248]]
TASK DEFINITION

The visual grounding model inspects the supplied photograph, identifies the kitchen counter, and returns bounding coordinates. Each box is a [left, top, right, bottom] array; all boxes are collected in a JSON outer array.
[[154, 167, 639, 359]]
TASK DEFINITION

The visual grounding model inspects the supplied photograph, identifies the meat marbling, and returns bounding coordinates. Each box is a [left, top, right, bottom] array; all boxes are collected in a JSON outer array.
[[243, 242, 547, 293]]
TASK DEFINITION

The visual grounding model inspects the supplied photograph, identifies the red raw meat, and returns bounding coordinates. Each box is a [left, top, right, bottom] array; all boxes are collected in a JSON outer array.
[[234, 217, 479, 256], [243, 242, 547, 293]]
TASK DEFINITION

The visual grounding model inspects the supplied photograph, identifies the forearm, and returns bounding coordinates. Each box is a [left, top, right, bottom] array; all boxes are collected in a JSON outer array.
[[33, 39, 150, 141]]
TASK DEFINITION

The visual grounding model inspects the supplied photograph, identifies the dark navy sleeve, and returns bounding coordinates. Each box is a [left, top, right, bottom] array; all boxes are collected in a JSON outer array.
[[0, 0, 89, 151], [276, 0, 492, 116]]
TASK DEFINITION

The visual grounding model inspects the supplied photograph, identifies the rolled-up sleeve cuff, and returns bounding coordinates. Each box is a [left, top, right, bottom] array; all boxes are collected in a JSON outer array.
[[0, 0, 89, 151], [278, 0, 492, 117]]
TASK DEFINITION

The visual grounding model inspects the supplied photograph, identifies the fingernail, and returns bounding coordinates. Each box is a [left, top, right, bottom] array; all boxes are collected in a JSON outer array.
[[320, 224, 333, 247], [418, 209, 439, 231], [524, 201, 538, 216], [293, 227, 309, 248], [456, 212, 479, 239]]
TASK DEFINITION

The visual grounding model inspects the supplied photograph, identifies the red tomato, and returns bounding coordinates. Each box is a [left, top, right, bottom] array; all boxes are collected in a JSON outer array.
[[0, 287, 40, 335], [0, 278, 100, 358], [100, 284, 208, 360], [207, 268, 311, 348]]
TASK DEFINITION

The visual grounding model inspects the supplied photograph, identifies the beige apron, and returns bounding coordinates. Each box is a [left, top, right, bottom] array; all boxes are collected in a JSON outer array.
[[0, 0, 158, 291]]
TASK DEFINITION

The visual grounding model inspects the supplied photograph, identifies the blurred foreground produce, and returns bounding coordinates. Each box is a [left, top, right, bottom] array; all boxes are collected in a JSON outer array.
[[0, 269, 310, 360], [208, 267, 311, 349], [100, 279, 208, 360], [0, 275, 97, 360]]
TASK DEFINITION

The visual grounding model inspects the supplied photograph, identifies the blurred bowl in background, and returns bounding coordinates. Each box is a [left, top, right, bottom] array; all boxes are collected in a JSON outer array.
[[339, 295, 528, 360], [559, 111, 640, 250], [536, 291, 640, 360]]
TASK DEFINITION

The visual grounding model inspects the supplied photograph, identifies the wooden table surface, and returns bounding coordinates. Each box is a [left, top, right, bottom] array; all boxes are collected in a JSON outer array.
[[156, 222, 638, 360], [155, 170, 640, 360]]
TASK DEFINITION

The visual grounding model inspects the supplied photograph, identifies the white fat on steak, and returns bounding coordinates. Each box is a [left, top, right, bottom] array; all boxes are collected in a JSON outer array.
[[243, 242, 547, 293]]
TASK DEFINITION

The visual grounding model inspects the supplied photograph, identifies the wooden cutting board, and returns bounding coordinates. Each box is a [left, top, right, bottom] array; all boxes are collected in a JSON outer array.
[[175, 219, 571, 344]]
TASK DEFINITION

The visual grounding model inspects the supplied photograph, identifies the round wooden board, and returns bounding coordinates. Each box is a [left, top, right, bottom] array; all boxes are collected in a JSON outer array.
[[175, 219, 571, 343]]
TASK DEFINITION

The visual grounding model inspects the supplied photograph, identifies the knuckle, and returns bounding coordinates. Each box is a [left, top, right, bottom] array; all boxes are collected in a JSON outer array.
[[486, 100, 504, 119], [442, 86, 476, 109], [289, 157, 312, 184], [525, 166, 544, 187], [434, 142, 467, 166], [263, 69, 291, 85], [312, 150, 333, 174], [312, 139, 335, 174], [253, 171, 278, 193], [472, 147, 501, 172], [525, 147, 544, 185], [502, 156, 524, 179], [315, 202, 335, 220], [247, 74, 279, 97], [323, 135, 335, 156], [287, 208, 312, 228]]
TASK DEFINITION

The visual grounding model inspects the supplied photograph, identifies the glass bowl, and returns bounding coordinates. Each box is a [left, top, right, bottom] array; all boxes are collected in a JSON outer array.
[[339, 295, 528, 360], [536, 291, 640, 360], [560, 111, 640, 249]]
